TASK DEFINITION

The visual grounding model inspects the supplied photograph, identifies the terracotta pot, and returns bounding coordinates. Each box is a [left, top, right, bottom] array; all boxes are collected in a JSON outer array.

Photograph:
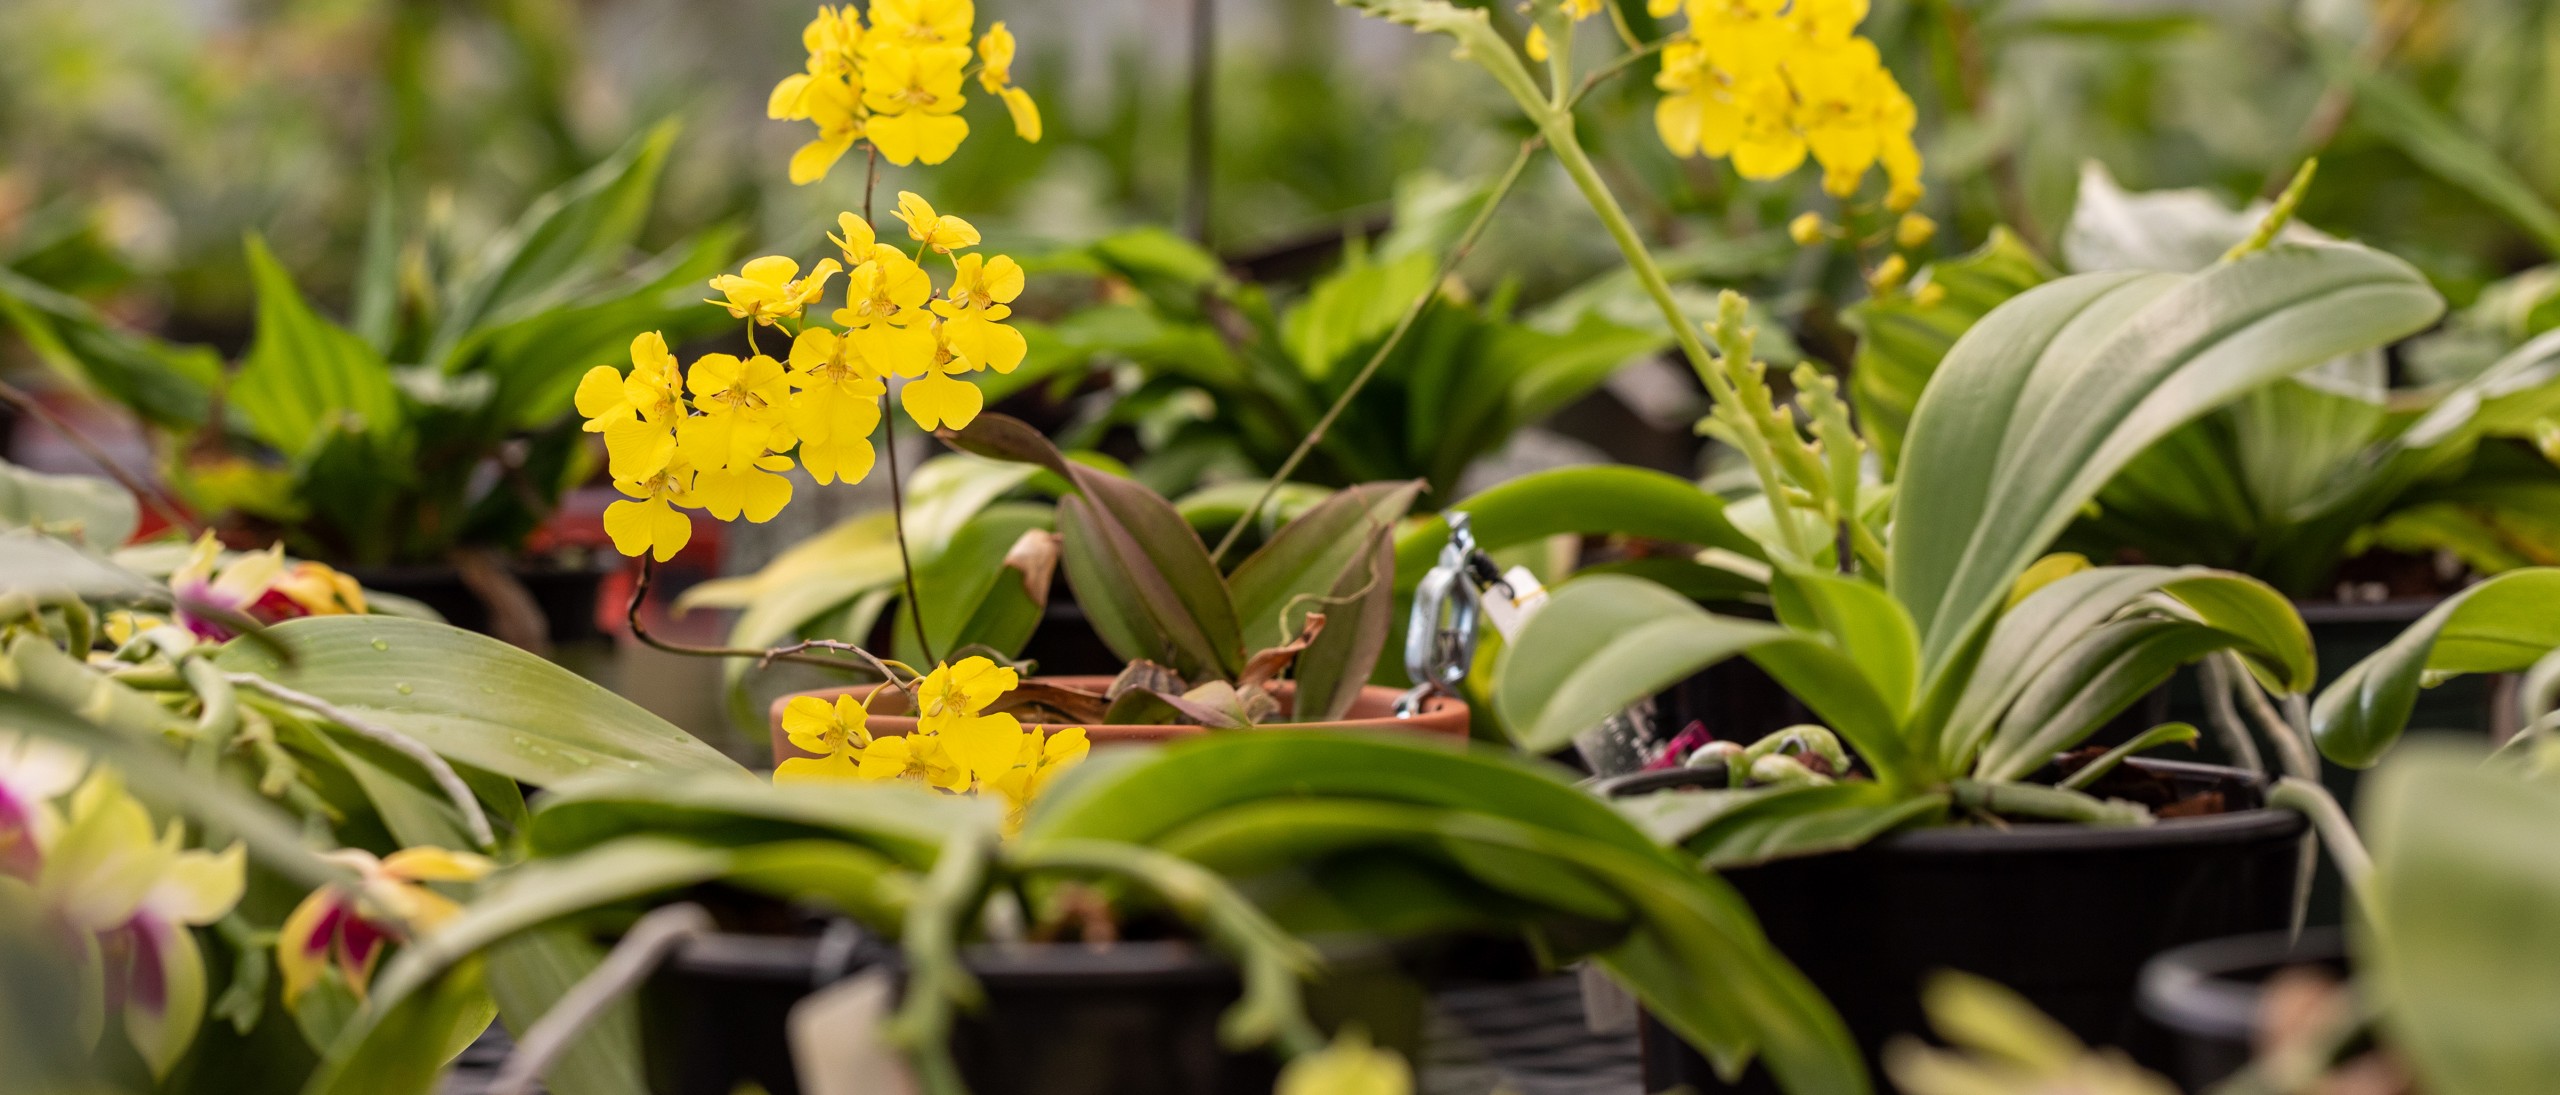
[[769, 675, 1469, 765]]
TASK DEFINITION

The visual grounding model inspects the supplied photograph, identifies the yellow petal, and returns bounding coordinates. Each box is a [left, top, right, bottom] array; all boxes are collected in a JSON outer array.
[[939, 712, 1025, 787], [1001, 86, 1042, 143], [574, 365, 631, 426], [900, 370, 984, 431], [857, 734, 914, 780], [275, 887, 341, 1006], [776, 753, 863, 783], [791, 129, 858, 186], [384, 847, 495, 883], [781, 695, 839, 749], [148, 840, 246, 925]]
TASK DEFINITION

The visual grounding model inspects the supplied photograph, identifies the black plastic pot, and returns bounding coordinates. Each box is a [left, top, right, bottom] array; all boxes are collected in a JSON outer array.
[[2136, 927, 2347, 1091], [347, 558, 613, 644], [1626, 760, 2307, 1092], [642, 927, 1419, 1095]]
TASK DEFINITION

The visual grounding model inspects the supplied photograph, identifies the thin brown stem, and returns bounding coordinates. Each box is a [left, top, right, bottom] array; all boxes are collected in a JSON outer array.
[[1208, 137, 1543, 564], [0, 378, 201, 537], [621, 557, 899, 679], [2269, 0, 2422, 198], [881, 407, 936, 665]]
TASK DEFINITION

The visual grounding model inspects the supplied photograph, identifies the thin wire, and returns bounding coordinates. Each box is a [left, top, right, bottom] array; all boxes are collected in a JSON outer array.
[[1209, 138, 1542, 564]]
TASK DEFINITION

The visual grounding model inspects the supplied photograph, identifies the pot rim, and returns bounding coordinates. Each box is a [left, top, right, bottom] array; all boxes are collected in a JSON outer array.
[[2136, 926, 2348, 1040], [667, 931, 1294, 989]]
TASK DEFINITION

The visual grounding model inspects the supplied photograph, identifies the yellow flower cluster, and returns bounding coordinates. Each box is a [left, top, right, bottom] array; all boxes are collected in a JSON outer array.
[[1650, 0, 1923, 209], [577, 192, 1026, 562], [776, 656, 1089, 828], [768, 1, 1043, 183]]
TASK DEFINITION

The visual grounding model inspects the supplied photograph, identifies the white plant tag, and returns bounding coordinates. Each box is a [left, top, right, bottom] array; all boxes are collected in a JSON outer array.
[[790, 968, 918, 1095]]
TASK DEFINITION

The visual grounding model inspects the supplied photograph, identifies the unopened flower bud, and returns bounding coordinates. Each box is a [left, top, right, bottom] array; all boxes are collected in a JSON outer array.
[[1869, 254, 1909, 293], [1789, 211, 1827, 247], [1895, 212, 1937, 249]]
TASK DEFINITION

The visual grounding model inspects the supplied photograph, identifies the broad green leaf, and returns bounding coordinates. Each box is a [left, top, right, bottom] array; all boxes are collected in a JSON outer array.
[[1289, 517, 1400, 722], [1892, 244, 2443, 678], [1770, 567, 1919, 718], [1938, 566, 2309, 772], [1972, 617, 2248, 783], [0, 531, 170, 599], [2313, 568, 2560, 767], [1494, 576, 1918, 787], [1395, 465, 1761, 593], [462, 227, 739, 430], [1286, 249, 1438, 382], [1623, 783, 1949, 869], [1230, 481, 1422, 648], [2361, 745, 2560, 1095], [1845, 228, 2054, 470], [0, 460, 136, 549], [306, 958, 493, 1095], [0, 265, 222, 430], [1154, 796, 1866, 1094], [232, 236, 406, 460], [1026, 732, 1671, 862], [212, 617, 744, 784], [890, 503, 1054, 666], [527, 772, 976, 868]]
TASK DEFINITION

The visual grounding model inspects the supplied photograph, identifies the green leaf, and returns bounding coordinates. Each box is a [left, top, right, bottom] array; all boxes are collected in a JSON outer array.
[[2361, 745, 2560, 1095], [1026, 729, 1866, 1092], [1891, 243, 2443, 680], [1770, 567, 1919, 719], [1493, 575, 1918, 786], [1229, 481, 1423, 648], [1395, 465, 1762, 593], [1622, 783, 1949, 869], [461, 226, 740, 430], [430, 121, 679, 363], [891, 503, 1054, 666], [1937, 566, 2309, 773], [1972, 616, 2247, 783], [212, 616, 745, 785], [527, 772, 975, 868], [2313, 568, 2560, 767], [2335, 50, 2560, 259], [0, 265, 222, 430], [231, 236, 407, 460], [1845, 228, 2055, 471], [0, 459, 137, 549], [484, 929, 646, 1095], [948, 415, 1242, 679]]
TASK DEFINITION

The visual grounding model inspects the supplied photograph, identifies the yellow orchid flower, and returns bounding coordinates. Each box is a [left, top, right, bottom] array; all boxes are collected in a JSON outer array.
[[932, 253, 1027, 375], [893, 191, 981, 255], [788, 78, 868, 187], [1647, 0, 1922, 204], [693, 455, 799, 524], [708, 255, 842, 326], [867, 0, 974, 51], [862, 46, 973, 166], [897, 320, 987, 431], [916, 656, 1018, 719], [986, 725, 1089, 829], [834, 245, 935, 329], [277, 847, 492, 1007], [976, 22, 1042, 142], [676, 353, 796, 472], [775, 694, 912, 783], [604, 461, 699, 562], [576, 332, 687, 480], [786, 327, 885, 486], [24, 768, 245, 1078]]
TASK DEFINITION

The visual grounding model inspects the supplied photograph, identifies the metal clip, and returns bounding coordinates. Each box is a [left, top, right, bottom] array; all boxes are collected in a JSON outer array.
[[1397, 513, 1487, 717]]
